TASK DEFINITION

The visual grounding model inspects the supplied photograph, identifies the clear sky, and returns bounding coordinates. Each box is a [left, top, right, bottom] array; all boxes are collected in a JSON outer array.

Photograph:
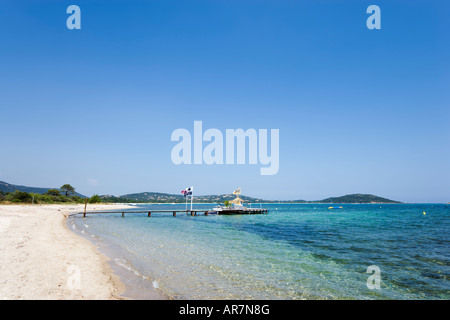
[[1, 0, 448, 202]]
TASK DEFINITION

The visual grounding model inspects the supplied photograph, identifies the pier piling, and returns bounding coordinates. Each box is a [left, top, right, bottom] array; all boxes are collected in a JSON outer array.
[[83, 197, 87, 218]]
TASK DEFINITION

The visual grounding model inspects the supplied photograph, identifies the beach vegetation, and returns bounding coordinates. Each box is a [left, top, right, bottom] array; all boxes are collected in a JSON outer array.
[[88, 194, 102, 203], [8, 190, 33, 203], [46, 189, 61, 197], [0, 186, 92, 205], [37, 194, 55, 203]]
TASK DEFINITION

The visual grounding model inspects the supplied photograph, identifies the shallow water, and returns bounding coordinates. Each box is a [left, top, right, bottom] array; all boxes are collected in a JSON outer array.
[[68, 203, 450, 299]]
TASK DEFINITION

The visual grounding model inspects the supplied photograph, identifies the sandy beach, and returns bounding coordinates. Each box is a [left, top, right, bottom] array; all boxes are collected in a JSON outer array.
[[0, 203, 134, 300]]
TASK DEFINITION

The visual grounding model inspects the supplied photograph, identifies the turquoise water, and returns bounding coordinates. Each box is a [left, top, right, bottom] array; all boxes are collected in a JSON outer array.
[[69, 204, 449, 300]]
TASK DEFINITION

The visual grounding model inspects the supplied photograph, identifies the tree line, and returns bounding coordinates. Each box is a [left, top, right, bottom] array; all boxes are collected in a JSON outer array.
[[0, 184, 102, 204]]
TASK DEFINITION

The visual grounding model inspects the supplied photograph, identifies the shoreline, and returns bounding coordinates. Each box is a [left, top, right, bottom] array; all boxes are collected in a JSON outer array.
[[0, 203, 136, 299], [67, 210, 169, 300]]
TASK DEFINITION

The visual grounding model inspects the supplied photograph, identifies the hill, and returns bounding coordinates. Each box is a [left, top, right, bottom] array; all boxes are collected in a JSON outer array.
[[191, 194, 265, 203], [113, 192, 266, 203], [316, 193, 401, 204], [0, 181, 86, 198], [117, 192, 184, 203], [111, 191, 399, 204]]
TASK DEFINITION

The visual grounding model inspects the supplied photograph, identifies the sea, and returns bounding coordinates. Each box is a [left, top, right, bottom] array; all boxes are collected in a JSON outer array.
[[68, 203, 449, 300]]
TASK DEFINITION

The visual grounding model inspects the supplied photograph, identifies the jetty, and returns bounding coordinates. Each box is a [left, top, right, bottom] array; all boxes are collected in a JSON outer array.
[[69, 208, 267, 218], [69, 187, 268, 218]]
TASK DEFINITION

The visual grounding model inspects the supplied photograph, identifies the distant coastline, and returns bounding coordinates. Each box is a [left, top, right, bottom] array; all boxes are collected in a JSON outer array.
[[102, 191, 403, 204], [1, 181, 403, 204]]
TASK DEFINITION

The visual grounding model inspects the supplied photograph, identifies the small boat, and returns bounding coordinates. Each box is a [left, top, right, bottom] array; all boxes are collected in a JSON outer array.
[[328, 206, 343, 209]]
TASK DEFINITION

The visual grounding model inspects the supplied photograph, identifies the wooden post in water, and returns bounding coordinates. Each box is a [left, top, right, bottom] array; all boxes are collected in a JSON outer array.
[[83, 198, 88, 218], [122, 212, 125, 218], [148, 212, 151, 217], [173, 211, 176, 217]]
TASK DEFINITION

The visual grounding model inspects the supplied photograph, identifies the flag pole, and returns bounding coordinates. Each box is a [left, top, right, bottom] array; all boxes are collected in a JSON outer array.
[[190, 187, 193, 211]]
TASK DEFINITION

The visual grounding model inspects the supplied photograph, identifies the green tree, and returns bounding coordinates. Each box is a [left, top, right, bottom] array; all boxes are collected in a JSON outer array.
[[46, 189, 61, 197], [60, 184, 75, 197], [224, 200, 230, 207], [89, 194, 102, 204]]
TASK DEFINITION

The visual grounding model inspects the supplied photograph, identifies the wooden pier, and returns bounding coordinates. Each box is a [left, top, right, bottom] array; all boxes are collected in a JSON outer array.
[[69, 208, 268, 218]]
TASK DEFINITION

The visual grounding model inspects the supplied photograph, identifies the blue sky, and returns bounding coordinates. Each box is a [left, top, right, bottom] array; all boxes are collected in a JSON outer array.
[[1, 0, 448, 202]]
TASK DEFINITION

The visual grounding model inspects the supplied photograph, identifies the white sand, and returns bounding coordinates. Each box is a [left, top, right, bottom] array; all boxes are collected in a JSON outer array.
[[0, 204, 135, 300]]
